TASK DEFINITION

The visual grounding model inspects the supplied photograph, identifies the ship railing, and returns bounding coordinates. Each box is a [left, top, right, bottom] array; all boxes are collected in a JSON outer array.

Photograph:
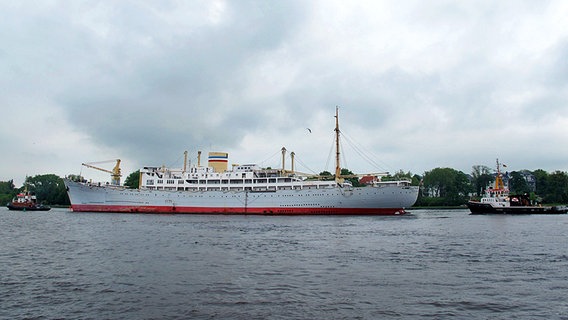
[[374, 179, 412, 187]]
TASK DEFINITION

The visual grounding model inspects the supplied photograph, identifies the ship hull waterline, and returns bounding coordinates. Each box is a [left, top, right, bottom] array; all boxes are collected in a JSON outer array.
[[7, 204, 51, 211], [69, 204, 408, 215], [467, 201, 568, 215], [65, 180, 418, 216]]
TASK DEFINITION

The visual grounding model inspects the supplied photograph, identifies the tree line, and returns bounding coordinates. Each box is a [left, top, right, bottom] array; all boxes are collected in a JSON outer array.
[[1, 174, 70, 206], [0, 172, 141, 206], [1, 167, 567, 207], [413, 166, 568, 206]]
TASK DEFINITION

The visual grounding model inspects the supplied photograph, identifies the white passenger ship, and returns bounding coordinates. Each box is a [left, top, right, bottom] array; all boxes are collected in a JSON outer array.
[[64, 108, 419, 215]]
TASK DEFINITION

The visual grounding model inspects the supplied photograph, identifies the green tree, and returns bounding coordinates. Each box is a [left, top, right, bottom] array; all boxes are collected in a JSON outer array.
[[411, 174, 422, 186], [124, 170, 141, 189], [532, 169, 549, 197], [509, 171, 530, 194], [471, 165, 493, 196], [318, 171, 333, 181], [545, 171, 568, 204], [420, 167, 471, 206], [340, 168, 362, 187], [0, 180, 17, 204], [67, 174, 86, 182], [24, 174, 70, 205]]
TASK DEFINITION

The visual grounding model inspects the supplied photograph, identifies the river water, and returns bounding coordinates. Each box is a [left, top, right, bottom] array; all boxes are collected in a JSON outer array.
[[1, 207, 567, 319]]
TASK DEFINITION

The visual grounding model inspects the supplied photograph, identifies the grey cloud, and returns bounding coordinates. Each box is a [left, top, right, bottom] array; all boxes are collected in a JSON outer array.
[[56, 1, 310, 164], [2, 1, 568, 185]]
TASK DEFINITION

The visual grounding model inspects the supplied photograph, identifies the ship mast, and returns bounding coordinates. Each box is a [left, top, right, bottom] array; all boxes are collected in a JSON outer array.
[[494, 158, 505, 190], [334, 106, 341, 181]]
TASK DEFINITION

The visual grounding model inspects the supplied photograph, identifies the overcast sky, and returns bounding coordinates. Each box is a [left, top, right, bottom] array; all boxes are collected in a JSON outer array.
[[2, 0, 568, 186]]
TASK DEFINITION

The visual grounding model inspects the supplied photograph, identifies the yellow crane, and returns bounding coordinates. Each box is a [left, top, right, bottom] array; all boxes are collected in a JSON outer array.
[[82, 159, 122, 185]]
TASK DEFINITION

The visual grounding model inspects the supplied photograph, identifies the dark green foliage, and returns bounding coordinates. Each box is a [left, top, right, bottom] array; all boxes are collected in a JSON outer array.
[[124, 170, 140, 189], [417, 167, 472, 206], [340, 168, 362, 187], [67, 174, 86, 182], [509, 171, 530, 194], [411, 174, 422, 186], [532, 169, 549, 196], [319, 170, 333, 178], [529, 169, 568, 204], [416, 195, 454, 207], [471, 165, 493, 196], [312, 170, 333, 181], [0, 180, 16, 204], [24, 174, 70, 205], [546, 171, 568, 204]]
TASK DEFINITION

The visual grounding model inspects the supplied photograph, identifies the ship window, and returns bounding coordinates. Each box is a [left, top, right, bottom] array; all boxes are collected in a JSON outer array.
[[157, 180, 163, 184]]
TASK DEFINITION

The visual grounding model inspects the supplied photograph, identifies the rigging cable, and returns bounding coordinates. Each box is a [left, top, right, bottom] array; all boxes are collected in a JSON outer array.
[[340, 130, 392, 173], [324, 133, 336, 173], [258, 149, 283, 168], [293, 156, 319, 175]]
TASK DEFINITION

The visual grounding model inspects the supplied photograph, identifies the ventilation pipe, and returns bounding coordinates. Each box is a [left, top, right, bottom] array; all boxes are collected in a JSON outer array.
[[290, 152, 295, 173], [281, 147, 286, 172], [183, 151, 188, 173]]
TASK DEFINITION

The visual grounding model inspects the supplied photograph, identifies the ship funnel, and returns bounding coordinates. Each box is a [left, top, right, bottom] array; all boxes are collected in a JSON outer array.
[[197, 151, 202, 167], [208, 152, 229, 173]]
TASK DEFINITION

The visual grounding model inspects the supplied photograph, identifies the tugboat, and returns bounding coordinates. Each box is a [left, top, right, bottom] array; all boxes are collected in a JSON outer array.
[[467, 159, 567, 215], [6, 187, 51, 211]]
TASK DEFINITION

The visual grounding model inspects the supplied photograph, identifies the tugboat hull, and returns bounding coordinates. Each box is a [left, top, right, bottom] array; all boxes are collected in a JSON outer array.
[[6, 203, 51, 211], [467, 201, 567, 215]]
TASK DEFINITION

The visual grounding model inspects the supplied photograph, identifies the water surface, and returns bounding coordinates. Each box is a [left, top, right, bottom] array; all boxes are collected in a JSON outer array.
[[1, 208, 567, 319]]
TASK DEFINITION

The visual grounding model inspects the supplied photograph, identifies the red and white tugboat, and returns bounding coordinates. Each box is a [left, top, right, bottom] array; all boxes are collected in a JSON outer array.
[[7, 187, 51, 211]]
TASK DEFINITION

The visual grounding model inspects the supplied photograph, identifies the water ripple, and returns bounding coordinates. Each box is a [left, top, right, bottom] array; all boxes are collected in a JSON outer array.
[[1, 208, 568, 319]]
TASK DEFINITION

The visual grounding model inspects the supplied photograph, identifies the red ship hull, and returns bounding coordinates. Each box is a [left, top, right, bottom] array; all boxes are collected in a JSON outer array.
[[70, 204, 408, 215]]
